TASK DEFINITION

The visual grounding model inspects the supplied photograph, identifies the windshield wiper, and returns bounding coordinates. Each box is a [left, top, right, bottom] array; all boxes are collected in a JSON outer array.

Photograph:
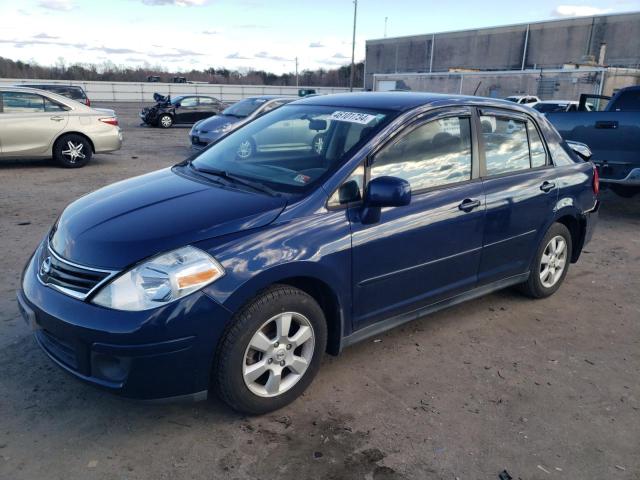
[[190, 163, 279, 197]]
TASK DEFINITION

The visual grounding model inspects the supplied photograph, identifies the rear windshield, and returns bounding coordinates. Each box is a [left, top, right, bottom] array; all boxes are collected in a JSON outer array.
[[223, 98, 270, 118]]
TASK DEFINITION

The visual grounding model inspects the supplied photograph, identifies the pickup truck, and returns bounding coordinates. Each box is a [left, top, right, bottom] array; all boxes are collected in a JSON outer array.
[[546, 86, 640, 197]]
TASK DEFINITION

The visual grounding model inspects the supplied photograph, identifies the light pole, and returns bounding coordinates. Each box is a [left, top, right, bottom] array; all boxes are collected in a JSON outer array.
[[349, 0, 358, 92], [384, 17, 388, 38], [295, 56, 299, 88]]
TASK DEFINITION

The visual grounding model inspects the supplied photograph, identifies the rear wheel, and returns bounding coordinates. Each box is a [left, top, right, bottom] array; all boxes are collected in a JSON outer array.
[[518, 223, 572, 298], [53, 134, 92, 168], [213, 285, 327, 414]]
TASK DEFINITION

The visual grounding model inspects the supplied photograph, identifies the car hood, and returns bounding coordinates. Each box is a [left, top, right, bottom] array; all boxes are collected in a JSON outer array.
[[195, 114, 241, 132], [50, 167, 287, 269]]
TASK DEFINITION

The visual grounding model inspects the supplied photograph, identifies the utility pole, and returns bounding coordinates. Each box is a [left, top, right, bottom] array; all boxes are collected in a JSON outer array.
[[384, 17, 388, 38], [349, 0, 358, 92], [295, 57, 299, 88]]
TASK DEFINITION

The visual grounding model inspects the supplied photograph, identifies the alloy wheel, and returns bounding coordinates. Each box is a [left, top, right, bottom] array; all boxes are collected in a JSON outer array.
[[61, 141, 86, 164], [539, 235, 567, 288], [242, 312, 315, 398]]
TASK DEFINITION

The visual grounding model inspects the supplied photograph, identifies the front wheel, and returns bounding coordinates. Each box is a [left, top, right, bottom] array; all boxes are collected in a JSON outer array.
[[158, 114, 173, 129], [213, 285, 327, 414], [53, 134, 92, 168], [518, 223, 572, 298]]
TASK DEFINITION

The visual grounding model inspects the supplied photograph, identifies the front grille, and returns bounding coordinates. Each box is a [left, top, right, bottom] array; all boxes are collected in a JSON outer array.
[[38, 244, 116, 300]]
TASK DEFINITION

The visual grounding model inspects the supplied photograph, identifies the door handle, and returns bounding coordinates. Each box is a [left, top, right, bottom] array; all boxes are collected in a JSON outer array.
[[540, 181, 556, 192], [595, 120, 618, 129], [50, 116, 64, 122], [458, 198, 481, 212]]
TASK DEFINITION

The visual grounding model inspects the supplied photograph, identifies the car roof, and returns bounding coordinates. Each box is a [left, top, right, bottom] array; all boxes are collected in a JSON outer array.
[[537, 100, 576, 104], [291, 91, 533, 113]]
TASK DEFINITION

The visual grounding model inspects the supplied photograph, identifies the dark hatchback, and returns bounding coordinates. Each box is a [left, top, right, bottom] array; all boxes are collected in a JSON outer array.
[[140, 94, 226, 128], [18, 93, 599, 414]]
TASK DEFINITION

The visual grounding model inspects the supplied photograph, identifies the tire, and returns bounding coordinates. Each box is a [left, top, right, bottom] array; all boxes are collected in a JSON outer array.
[[518, 223, 573, 299], [213, 285, 327, 415], [53, 134, 92, 168], [610, 185, 639, 198], [158, 114, 173, 129]]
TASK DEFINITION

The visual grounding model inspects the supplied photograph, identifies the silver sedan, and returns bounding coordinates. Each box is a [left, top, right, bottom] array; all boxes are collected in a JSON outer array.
[[0, 86, 123, 168]]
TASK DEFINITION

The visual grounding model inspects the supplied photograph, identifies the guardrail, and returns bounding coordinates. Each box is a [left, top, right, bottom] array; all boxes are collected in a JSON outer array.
[[0, 79, 359, 103]]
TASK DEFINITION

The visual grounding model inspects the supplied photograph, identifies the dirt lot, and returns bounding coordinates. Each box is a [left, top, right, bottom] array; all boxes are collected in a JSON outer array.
[[0, 103, 638, 480]]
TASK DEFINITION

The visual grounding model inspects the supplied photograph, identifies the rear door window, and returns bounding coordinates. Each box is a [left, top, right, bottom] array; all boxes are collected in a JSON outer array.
[[480, 116, 530, 175], [44, 98, 67, 112], [527, 121, 547, 168]]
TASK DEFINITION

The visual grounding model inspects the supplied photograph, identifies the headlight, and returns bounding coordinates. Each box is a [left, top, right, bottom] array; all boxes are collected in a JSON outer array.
[[214, 123, 233, 134], [92, 246, 224, 311]]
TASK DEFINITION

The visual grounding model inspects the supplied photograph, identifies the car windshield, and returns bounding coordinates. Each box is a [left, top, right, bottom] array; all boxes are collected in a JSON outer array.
[[223, 98, 270, 118], [170, 96, 185, 105], [534, 103, 569, 113], [190, 104, 395, 193], [505, 97, 519, 102]]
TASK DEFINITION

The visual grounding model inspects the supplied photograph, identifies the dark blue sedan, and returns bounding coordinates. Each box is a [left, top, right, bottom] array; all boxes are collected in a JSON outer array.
[[18, 92, 599, 414]]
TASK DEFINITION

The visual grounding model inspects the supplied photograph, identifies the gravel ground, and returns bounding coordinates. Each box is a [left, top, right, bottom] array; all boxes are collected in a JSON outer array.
[[0, 103, 638, 480]]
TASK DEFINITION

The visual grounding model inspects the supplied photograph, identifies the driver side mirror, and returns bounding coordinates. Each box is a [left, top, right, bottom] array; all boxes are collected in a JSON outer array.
[[360, 176, 411, 224], [567, 140, 592, 161], [365, 176, 411, 208]]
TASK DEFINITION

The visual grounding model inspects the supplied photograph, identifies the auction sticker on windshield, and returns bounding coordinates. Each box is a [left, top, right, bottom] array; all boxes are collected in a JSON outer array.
[[331, 111, 378, 125]]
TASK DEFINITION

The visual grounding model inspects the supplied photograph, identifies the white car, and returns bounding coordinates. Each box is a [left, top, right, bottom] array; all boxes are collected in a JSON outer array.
[[504, 95, 540, 105], [0, 86, 123, 168]]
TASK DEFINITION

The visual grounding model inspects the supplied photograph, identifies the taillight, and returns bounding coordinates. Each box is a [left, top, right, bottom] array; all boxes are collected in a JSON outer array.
[[86, 98, 91, 107], [592, 164, 600, 195], [99, 117, 118, 127]]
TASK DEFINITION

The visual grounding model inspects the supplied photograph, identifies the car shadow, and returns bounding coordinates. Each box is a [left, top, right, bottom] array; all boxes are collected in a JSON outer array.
[[597, 189, 640, 222]]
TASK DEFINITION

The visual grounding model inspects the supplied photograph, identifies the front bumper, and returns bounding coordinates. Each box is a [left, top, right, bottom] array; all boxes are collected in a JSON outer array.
[[139, 109, 157, 125], [18, 244, 233, 400], [189, 131, 216, 150]]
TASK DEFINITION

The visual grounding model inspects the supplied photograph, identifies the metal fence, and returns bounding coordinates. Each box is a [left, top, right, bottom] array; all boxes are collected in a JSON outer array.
[[372, 68, 615, 100], [0, 79, 359, 103]]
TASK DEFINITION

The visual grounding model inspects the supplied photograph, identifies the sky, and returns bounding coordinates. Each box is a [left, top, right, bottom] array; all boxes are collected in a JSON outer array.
[[0, 0, 639, 74]]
